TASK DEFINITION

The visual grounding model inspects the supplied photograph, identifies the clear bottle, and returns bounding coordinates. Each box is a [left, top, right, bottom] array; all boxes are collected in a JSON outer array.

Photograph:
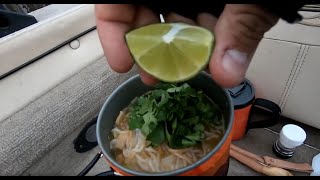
[[310, 153, 320, 176], [273, 124, 306, 159]]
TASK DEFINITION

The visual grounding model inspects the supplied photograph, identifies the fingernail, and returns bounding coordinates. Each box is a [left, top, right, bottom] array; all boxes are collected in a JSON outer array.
[[222, 49, 249, 74]]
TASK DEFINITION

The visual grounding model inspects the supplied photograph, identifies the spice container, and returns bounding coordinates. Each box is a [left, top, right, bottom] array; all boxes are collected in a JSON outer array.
[[310, 153, 320, 176], [273, 124, 306, 159]]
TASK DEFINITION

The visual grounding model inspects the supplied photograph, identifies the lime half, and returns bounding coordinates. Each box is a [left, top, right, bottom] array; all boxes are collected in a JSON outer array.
[[125, 23, 214, 82]]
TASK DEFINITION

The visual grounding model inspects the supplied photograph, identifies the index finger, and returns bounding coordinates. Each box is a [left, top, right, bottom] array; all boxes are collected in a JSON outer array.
[[95, 4, 136, 73]]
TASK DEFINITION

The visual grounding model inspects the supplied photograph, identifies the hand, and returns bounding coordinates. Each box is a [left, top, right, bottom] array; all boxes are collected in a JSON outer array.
[[95, 4, 278, 88]]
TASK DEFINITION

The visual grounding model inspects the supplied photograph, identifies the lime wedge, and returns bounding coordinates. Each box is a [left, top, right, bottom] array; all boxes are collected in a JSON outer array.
[[125, 23, 214, 82]]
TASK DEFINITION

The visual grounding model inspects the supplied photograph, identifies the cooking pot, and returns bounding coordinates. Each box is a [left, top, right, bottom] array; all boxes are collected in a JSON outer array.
[[96, 72, 234, 176]]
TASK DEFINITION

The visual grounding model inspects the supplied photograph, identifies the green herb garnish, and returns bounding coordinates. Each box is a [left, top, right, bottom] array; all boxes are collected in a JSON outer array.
[[128, 83, 222, 149]]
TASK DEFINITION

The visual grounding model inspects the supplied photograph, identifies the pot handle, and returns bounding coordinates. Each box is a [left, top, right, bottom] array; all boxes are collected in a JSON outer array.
[[246, 98, 281, 132], [77, 151, 103, 176]]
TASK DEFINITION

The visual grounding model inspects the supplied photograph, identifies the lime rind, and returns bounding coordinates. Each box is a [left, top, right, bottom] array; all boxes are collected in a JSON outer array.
[[126, 23, 214, 83]]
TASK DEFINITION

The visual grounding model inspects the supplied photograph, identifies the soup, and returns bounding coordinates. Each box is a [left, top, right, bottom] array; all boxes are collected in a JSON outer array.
[[109, 83, 225, 173]]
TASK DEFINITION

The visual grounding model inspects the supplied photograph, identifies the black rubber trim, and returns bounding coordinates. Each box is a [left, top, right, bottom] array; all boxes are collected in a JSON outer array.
[[0, 26, 96, 80]]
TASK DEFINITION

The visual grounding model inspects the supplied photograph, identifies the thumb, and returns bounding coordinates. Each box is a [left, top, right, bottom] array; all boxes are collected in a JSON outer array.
[[209, 4, 278, 88]]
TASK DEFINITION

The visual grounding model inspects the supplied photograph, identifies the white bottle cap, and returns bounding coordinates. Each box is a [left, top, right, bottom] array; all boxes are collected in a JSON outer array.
[[279, 124, 306, 149], [311, 153, 320, 176]]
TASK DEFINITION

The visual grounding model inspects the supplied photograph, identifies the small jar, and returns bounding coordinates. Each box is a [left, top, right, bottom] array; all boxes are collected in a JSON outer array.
[[273, 124, 306, 159], [311, 153, 320, 176]]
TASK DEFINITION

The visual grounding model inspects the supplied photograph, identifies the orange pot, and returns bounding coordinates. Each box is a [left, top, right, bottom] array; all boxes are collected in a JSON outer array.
[[232, 104, 253, 141], [97, 72, 234, 176]]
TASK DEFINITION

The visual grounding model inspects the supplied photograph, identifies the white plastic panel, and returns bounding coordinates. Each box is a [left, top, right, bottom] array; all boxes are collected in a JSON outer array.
[[246, 39, 301, 106], [282, 46, 320, 129], [0, 4, 95, 77]]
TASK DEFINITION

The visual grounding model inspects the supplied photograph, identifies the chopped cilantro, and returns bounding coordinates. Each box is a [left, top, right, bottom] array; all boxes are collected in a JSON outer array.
[[128, 83, 222, 149]]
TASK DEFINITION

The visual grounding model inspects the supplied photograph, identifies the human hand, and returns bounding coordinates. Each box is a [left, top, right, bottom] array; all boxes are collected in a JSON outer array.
[[95, 4, 279, 88]]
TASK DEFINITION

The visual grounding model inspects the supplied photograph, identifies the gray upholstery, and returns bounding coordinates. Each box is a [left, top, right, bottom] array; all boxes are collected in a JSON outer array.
[[0, 57, 137, 175]]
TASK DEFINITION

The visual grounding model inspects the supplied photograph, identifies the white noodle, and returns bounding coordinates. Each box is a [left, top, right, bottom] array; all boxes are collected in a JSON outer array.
[[136, 155, 149, 171], [115, 111, 125, 125], [156, 153, 161, 172], [149, 159, 156, 172], [109, 110, 224, 173], [174, 157, 179, 170], [145, 147, 157, 153]]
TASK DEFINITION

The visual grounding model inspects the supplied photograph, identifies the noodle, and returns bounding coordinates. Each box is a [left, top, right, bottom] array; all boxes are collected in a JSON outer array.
[[109, 109, 225, 173]]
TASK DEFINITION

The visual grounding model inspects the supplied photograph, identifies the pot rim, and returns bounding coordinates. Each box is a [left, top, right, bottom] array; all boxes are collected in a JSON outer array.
[[97, 73, 234, 176]]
